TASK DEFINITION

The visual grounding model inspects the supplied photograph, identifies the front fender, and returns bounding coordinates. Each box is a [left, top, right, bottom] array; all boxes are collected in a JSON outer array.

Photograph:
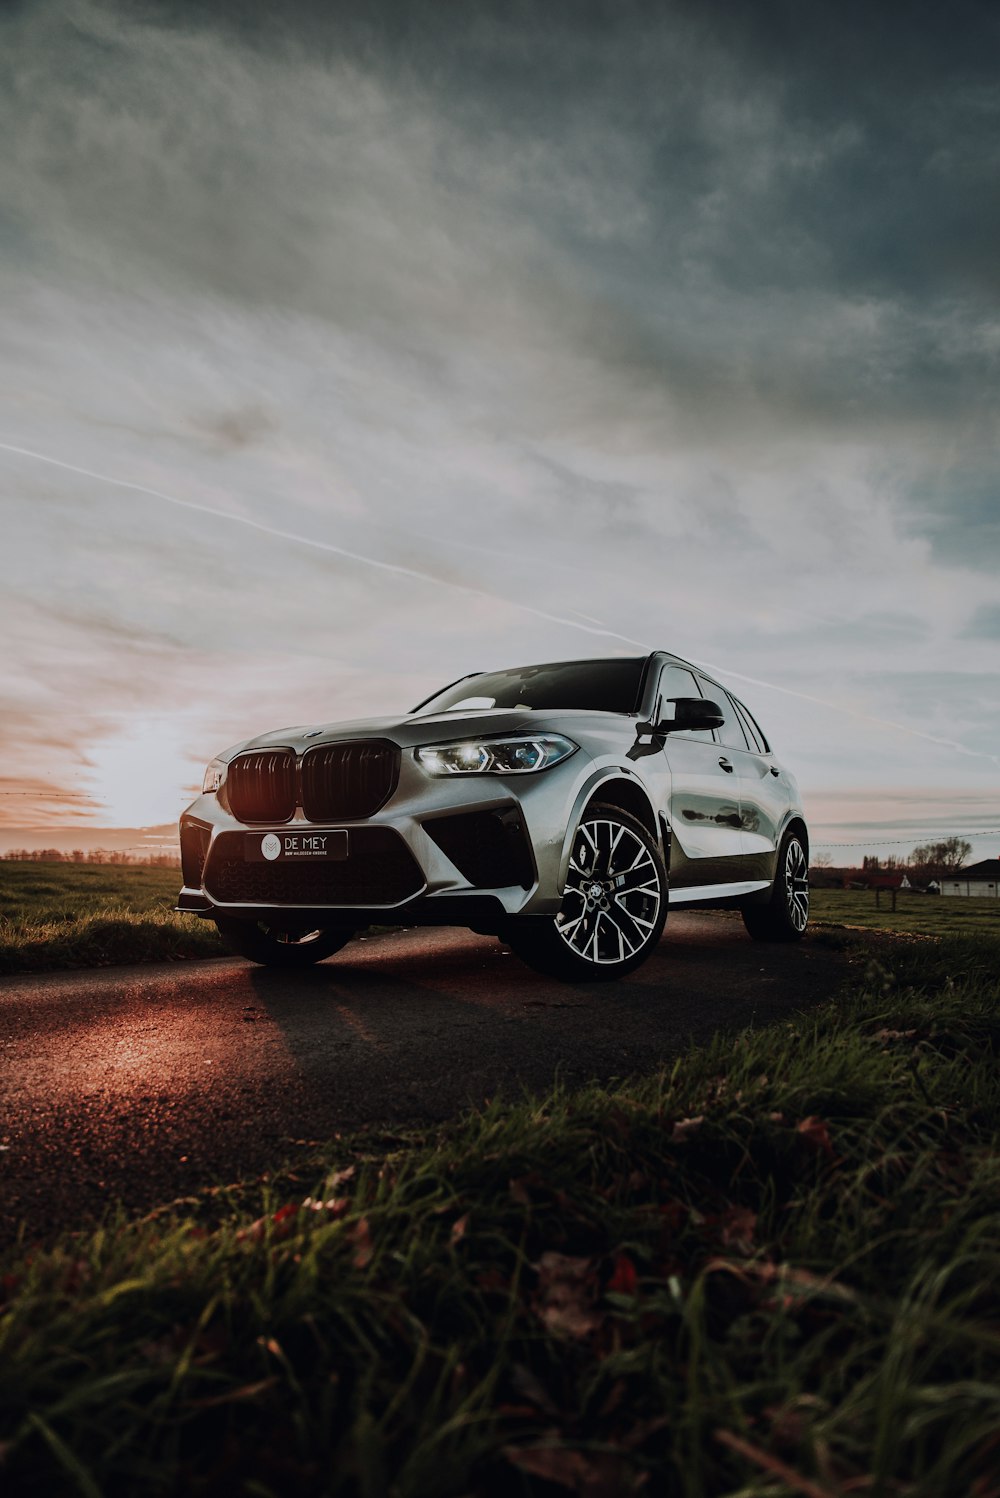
[[557, 768, 663, 890]]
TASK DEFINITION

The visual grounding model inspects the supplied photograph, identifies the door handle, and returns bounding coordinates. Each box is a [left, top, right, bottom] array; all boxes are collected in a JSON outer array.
[[718, 756, 734, 772]]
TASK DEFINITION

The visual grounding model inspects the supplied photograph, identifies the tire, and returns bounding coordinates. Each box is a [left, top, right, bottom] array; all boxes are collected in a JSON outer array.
[[741, 831, 809, 942], [213, 915, 357, 967], [502, 803, 667, 982]]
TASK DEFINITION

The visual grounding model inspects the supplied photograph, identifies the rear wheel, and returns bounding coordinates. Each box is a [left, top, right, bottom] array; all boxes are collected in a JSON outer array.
[[213, 915, 357, 967], [502, 804, 667, 982], [741, 831, 809, 942]]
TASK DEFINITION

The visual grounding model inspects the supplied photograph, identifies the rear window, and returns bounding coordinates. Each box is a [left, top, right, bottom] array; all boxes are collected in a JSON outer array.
[[414, 658, 647, 716]]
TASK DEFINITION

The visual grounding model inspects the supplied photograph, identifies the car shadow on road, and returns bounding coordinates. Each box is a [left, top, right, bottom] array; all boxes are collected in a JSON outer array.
[[240, 923, 849, 1124]]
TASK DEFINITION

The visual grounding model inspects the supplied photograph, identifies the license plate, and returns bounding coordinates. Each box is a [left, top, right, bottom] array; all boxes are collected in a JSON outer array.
[[246, 829, 349, 863]]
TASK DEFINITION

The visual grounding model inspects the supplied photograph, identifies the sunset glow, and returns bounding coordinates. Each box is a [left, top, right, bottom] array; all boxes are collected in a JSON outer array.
[[85, 721, 201, 831]]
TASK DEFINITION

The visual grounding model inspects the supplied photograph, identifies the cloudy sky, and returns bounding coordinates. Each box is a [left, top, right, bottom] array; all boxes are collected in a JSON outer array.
[[1, 0, 998, 858]]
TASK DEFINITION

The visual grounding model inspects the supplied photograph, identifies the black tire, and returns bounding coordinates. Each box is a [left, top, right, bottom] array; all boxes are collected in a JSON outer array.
[[213, 915, 357, 967], [741, 831, 809, 942], [502, 803, 667, 982]]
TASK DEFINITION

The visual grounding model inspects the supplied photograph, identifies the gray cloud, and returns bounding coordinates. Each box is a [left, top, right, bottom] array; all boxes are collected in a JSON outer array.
[[963, 605, 1000, 638]]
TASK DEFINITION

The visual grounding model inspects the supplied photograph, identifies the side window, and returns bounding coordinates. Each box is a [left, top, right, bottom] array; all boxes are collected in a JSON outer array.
[[656, 665, 715, 741], [696, 677, 750, 751], [732, 697, 769, 754]]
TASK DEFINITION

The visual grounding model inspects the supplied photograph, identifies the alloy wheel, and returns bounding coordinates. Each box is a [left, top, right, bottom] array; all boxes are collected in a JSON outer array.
[[784, 838, 809, 932], [556, 817, 663, 964]]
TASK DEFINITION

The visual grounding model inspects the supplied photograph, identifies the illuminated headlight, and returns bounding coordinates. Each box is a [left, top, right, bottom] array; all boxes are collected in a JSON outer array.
[[416, 734, 577, 776], [202, 757, 227, 794]]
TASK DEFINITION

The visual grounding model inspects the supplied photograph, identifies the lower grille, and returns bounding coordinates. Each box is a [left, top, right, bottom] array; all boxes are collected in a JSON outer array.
[[205, 828, 424, 906], [424, 809, 535, 890], [301, 741, 399, 821], [226, 750, 296, 823], [180, 820, 211, 888]]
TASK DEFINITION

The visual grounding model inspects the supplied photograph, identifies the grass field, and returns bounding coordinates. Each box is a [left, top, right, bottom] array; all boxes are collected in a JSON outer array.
[[809, 886, 1000, 937], [0, 861, 224, 974], [3, 861, 998, 974], [1, 933, 999, 1496]]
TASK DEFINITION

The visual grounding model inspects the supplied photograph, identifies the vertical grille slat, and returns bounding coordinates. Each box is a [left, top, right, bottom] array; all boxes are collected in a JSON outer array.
[[301, 741, 399, 821], [226, 749, 297, 823]]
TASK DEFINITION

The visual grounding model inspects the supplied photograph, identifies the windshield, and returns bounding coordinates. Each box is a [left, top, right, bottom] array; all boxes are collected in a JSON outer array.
[[413, 657, 648, 716]]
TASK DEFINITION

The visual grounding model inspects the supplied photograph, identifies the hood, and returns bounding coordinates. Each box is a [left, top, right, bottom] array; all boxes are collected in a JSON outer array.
[[228, 708, 553, 758]]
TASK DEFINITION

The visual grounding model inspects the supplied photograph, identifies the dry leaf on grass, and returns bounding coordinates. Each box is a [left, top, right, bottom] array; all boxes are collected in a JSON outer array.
[[796, 1116, 836, 1159], [534, 1252, 601, 1339]]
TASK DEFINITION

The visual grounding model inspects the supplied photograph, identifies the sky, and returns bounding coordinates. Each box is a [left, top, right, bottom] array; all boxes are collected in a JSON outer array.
[[1, 0, 998, 860]]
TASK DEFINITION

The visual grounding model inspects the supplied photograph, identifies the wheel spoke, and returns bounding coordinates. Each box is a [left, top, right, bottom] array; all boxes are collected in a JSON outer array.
[[607, 900, 647, 953], [606, 823, 628, 872], [559, 909, 588, 941], [615, 860, 659, 895]]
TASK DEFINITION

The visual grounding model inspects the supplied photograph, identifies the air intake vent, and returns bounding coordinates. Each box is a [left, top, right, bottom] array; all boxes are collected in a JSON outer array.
[[205, 827, 422, 906], [226, 750, 296, 823], [424, 809, 535, 890], [179, 820, 211, 888], [301, 741, 399, 822]]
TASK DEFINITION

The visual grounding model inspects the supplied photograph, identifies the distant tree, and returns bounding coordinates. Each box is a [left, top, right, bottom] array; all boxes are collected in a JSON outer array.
[[909, 838, 972, 877], [811, 852, 833, 869]]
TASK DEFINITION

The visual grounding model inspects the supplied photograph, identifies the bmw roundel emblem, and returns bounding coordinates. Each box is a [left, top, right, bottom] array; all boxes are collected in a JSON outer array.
[[261, 833, 282, 861]]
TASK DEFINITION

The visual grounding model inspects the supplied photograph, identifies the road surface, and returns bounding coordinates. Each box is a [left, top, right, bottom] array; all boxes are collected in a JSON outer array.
[[0, 913, 849, 1248]]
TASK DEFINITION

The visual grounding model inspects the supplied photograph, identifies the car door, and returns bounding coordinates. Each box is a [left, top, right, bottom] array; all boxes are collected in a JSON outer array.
[[654, 664, 744, 890], [726, 692, 788, 880]]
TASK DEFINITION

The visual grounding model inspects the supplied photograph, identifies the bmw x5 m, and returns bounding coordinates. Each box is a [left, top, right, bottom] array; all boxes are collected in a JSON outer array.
[[177, 652, 810, 981]]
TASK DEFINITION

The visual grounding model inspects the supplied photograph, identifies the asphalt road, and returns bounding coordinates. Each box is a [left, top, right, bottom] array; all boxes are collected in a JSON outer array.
[[0, 913, 849, 1249]]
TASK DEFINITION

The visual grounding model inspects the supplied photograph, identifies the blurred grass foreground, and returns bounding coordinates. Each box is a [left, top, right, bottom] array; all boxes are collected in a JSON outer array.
[[1, 934, 999, 1495]]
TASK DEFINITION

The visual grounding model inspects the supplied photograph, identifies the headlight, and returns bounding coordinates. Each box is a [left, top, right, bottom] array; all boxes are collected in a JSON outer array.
[[416, 734, 577, 776], [202, 757, 227, 794]]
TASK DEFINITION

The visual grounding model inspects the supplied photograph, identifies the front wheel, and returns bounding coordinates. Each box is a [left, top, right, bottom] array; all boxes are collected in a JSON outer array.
[[741, 832, 809, 942], [213, 915, 357, 967], [502, 804, 667, 982]]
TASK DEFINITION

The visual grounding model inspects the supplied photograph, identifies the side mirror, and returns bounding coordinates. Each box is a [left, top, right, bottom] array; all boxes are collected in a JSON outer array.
[[637, 697, 725, 736]]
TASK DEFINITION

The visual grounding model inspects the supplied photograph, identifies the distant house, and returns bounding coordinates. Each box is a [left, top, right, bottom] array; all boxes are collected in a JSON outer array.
[[940, 859, 1000, 899]]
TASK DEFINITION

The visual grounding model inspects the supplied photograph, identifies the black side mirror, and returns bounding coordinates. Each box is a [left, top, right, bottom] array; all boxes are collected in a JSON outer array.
[[637, 697, 725, 736]]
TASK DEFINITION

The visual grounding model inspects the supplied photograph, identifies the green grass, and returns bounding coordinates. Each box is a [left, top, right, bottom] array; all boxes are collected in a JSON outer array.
[[2, 935, 999, 1496], [810, 887, 1000, 937], [3, 860, 998, 975], [0, 861, 224, 974]]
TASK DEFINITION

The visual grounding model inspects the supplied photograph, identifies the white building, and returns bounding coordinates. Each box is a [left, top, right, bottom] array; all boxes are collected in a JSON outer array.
[[940, 859, 1000, 899]]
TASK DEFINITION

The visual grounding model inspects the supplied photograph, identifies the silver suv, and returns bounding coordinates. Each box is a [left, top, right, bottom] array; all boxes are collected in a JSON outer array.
[[177, 652, 809, 981]]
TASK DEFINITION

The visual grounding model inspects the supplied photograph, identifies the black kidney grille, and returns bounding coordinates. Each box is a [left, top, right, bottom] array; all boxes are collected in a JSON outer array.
[[205, 827, 423, 906], [226, 750, 297, 823], [301, 741, 399, 821]]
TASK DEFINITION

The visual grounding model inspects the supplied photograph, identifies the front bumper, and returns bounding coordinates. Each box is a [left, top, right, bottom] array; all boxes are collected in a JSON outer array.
[[177, 748, 585, 933]]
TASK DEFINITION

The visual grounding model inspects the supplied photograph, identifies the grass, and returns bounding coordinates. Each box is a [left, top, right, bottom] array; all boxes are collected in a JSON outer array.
[[0, 861, 224, 974], [810, 887, 1000, 938], [1, 934, 999, 1495], [2, 860, 997, 975]]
